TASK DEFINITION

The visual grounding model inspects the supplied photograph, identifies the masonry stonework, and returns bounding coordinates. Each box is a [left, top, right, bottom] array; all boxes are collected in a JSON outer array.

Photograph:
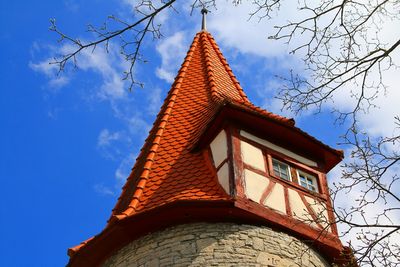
[[103, 223, 330, 267]]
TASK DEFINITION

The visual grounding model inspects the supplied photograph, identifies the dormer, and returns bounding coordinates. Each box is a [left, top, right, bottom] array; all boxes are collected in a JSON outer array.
[[197, 102, 343, 249]]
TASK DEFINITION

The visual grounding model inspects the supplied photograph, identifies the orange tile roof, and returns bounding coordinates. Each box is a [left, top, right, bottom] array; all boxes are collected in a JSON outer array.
[[108, 31, 294, 220], [68, 30, 341, 261]]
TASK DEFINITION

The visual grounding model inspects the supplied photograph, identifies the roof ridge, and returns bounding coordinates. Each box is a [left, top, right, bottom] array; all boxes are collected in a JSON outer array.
[[205, 32, 249, 103], [200, 32, 220, 101], [111, 33, 201, 221]]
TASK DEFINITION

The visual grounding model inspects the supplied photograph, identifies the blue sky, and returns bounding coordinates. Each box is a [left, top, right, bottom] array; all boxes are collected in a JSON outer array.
[[1, 1, 399, 266]]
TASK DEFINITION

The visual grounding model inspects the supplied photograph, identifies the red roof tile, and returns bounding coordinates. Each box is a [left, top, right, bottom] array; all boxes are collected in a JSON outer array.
[[107, 31, 294, 221]]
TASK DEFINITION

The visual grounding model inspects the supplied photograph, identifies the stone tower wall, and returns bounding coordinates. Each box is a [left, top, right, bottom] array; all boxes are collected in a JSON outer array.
[[103, 223, 330, 267]]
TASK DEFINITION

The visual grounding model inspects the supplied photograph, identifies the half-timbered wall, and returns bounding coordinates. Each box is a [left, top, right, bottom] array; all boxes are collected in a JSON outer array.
[[237, 130, 333, 232], [207, 128, 337, 235]]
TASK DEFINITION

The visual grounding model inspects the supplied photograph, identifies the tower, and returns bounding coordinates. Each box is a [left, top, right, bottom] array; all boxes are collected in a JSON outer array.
[[68, 12, 352, 267]]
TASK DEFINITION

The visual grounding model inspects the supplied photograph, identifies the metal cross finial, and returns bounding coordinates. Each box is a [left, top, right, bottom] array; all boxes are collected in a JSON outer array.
[[201, 7, 208, 31]]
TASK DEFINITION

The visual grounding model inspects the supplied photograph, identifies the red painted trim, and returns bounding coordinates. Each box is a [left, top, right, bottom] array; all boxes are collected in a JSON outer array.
[[322, 173, 339, 236], [266, 154, 274, 177], [259, 180, 276, 204], [231, 127, 245, 198], [243, 163, 268, 177], [225, 126, 235, 197], [290, 166, 299, 185], [263, 151, 269, 176], [319, 172, 328, 196], [284, 187, 292, 217]]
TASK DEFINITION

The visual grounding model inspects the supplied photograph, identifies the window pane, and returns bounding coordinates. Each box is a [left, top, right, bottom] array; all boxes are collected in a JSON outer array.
[[298, 171, 318, 192], [273, 165, 280, 173], [272, 159, 290, 181], [272, 160, 278, 170]]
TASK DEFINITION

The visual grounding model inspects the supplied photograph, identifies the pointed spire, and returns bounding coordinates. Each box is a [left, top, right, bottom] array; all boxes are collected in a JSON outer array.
[[201, 7, 208, 31]]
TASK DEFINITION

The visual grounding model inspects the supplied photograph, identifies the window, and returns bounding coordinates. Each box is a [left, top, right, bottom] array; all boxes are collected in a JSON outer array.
[[272, 158, 291, 181], [297, 171, 318, 192]]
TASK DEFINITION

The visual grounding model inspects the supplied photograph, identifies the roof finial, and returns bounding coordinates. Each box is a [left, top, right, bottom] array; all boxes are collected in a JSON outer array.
[[201, 7, 208, 31]]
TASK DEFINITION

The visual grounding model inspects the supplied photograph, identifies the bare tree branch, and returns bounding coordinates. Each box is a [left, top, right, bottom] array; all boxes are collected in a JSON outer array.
[[248, 1, 400, 266], [330, 116, 400, 266], [262, 0, 400, 124], [49, 0, 177, 90]]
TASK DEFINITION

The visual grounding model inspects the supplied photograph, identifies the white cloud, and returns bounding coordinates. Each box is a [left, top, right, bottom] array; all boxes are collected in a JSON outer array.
[[48, 76, 70, 88], [29, 60, 70, 90], [208, 2, 303, 59], [94, 153, 136, 196], [75, 43, 128, 100], [256, 79, 297, 118], [146, 87, 164, 116], [321, 11, 400, 138], [115, 153, 136, 185], [94, 184, 115, 196], [97, 129, 122, 148], [330, 57, 400, 138], [127, 114, 151, 136], [156, 31, 188, 83], [156, 68, 175, 84], [64, 0, 79, 12], [96, 127, 135, 161], [30, 42, 128, 100]]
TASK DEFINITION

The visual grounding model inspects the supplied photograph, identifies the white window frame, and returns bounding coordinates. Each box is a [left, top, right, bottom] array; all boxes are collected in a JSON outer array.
[[271, 158, 292, 181], [297, 170, 318, 192]]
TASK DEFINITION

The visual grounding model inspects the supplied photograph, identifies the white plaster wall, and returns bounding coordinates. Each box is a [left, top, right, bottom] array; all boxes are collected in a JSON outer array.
[[210, 130, 228, 167], [240, 140, 265, 171], [263, 183, 286, 214], [288, 188, 318, 228], [217, 162, 230, 194], [244, 169, 268, 202], [240, 130, 318, 167]]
